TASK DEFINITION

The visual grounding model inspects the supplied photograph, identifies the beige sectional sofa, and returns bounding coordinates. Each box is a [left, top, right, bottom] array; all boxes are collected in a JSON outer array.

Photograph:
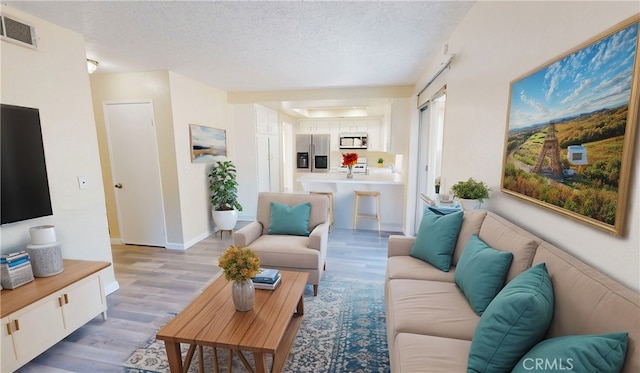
[[385, 210, 640, 372]]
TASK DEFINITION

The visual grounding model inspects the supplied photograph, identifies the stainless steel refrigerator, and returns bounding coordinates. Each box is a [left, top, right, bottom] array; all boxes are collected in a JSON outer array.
[[296, 134, 330, 172]]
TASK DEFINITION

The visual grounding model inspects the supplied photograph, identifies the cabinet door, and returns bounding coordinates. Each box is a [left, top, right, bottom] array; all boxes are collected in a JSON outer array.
[[367, 118, 385, 151], [10, 296, 66, 364], [1, 317, 17, 373], [270, 136, 281, 192], [298, 120, 314, 134], [61, 274, 106, 331], [256, 107, 278, 135], [256, 135, 271, 193]]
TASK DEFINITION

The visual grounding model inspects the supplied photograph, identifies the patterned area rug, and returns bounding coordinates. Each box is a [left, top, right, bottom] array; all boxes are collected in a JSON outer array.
[[123, 275, 389, 373]]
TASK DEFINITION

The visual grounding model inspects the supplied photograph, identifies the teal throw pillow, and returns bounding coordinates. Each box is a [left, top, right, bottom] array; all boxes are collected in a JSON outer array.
[[410, 209, 463, 271], [468, 263, 554, 372], [268, 201, 311, 236], [454, 234, 513, 315], [512, 332, 628, 373]]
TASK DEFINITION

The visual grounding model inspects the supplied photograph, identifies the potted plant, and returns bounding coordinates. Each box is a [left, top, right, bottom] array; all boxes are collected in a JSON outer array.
[[209, 160, 243, 232], [218, 245, 261, 311], [450, 177, 490, 210], [377, 158, 384, 168]]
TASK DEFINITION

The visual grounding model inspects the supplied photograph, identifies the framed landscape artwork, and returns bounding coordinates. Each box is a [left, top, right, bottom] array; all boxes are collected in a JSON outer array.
[[501, 16, 639, 236], [189, 124, 227, 163]]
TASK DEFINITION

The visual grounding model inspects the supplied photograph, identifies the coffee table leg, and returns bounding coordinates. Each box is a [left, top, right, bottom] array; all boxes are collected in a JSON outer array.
[[296, 294, 304, 315], [164, 341, 183, 372], [254, 352, 268, 373]]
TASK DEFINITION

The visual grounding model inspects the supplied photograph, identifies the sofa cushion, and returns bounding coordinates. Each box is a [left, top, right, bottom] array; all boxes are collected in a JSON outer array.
[[452, 209, 487, 265], [246, 235, 319, 269], [387, 256, 455, 282], [393, 333, 471, 373], [532, 242, 640, 372], [268, 201, 311, 236], [387, 279, 479, 341], [410, 209, 463, 271], [512, 332, 629, 373], [477, 212, 539, 282], [468, 263, 554, 372], [454, 234, 513, 315]]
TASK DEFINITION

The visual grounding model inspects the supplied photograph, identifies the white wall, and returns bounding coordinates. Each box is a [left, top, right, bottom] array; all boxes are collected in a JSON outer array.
[[0, 6, 117, 291], [416, 2, 639, 290], [167, 72, 231, 246]]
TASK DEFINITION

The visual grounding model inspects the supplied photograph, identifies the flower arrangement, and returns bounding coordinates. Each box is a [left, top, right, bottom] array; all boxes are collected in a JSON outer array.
[[218, 245, 261, 282], [342, 152, 358, 167]]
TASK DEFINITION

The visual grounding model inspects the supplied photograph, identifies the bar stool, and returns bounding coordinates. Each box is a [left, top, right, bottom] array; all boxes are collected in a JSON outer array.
[[353, 190, 381, 235], [310, 191, 334, 232]]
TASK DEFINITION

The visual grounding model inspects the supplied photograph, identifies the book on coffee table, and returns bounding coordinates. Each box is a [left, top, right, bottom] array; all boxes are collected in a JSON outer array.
[[252, 268, 280, 284], [253, 273, 281, 290]]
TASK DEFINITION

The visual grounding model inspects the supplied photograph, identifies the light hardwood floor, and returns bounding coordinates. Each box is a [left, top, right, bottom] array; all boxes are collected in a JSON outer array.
[[16, 227, 395, 373]]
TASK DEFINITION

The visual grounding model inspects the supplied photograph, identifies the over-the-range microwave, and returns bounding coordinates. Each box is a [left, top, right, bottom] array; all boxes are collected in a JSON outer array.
[[339, 133, 368, 149]]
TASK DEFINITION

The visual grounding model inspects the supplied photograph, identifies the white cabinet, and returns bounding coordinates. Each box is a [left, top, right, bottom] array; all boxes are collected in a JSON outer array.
[[1, 260, 109, 373], [256, 134, 280, 193], [366, 118, 385, 151], [339, 119, 368, 133], [256, 106, 278, 135]]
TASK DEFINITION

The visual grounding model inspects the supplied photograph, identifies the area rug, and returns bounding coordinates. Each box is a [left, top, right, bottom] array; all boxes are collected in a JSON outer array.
[[123, 274, 390, 373]]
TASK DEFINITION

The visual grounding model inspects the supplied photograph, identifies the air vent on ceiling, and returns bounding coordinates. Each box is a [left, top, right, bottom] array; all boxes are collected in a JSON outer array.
[[0, 15, 37, 49]]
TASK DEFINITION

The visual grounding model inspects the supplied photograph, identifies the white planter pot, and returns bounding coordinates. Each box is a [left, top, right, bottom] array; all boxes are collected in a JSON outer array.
[[459, 199, 481, 211], [212, 209, 238, 230]]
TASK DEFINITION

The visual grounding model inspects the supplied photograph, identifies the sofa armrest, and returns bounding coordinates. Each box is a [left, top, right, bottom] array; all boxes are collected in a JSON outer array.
[[233, 221, 263, 247], [388, 235, 416, 257], [308, 222, 329, 252]]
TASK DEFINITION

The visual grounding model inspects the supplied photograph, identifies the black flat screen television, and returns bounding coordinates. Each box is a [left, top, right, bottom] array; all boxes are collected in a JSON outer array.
[[1, 104, 53, 225]]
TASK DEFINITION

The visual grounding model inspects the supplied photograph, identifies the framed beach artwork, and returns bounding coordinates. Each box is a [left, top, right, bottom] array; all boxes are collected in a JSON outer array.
[[501, 16, 639, 236], [189, 124, 227, 163]]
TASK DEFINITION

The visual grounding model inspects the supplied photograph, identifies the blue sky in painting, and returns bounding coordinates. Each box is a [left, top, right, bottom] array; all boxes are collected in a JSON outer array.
[[509, 22, 638, 130]]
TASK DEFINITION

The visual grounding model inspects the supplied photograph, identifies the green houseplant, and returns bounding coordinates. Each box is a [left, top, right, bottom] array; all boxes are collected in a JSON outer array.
[[377, 158, 384, 168], [209, 160, 243, 231], [450, 177, 490, 210]]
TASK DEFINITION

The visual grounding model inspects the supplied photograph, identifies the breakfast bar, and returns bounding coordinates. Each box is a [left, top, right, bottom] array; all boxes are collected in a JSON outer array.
[[296, 172, 405, 232]]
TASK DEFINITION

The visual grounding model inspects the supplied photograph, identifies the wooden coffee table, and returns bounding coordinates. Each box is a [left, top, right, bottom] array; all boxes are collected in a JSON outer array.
[[156, 270, 308, 373]]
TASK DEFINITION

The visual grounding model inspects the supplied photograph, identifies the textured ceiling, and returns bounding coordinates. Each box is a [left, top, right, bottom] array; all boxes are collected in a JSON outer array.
[[5, 1, 474, 93]]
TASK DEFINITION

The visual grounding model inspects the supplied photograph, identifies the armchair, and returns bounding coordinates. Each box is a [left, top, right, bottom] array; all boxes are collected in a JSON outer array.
[[234, 192, 329, 296]]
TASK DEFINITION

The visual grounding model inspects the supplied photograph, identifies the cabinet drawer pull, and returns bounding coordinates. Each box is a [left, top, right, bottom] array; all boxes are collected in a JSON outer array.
[[14, 319, 19, 332], [59, 296, 64, 307], [6, 322, 12, 335], [64, 293, 69, 304]]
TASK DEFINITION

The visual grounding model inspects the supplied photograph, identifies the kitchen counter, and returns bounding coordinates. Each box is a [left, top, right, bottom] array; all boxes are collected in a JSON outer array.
[[296, 171, 403, 185], [296, 171, 405, 232]]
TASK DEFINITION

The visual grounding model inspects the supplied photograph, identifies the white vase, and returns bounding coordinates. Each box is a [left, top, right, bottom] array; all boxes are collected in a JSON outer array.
[[212, 209, 238, 231], [232, 279, 255, 311], [459, 198, 481, 210]]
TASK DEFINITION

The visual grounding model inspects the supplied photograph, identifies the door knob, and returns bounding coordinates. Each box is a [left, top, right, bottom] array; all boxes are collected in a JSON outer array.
[[114, 183, 123, 189]]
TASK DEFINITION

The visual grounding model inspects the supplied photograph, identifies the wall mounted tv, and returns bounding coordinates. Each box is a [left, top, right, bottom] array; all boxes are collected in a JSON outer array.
[[1, 104, 53, 225]]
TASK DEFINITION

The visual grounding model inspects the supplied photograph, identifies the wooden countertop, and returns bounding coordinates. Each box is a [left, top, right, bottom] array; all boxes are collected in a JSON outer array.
[[1, 259, 111, 317]]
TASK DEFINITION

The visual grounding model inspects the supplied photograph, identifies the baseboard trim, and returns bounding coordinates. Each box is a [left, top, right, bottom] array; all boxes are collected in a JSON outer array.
[[165, 230, 215, 251]]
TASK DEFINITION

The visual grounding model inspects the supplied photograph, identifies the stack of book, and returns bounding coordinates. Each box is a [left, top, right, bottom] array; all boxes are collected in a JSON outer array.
[[0, 251, 35, 289], [251, 268, 281, 290]]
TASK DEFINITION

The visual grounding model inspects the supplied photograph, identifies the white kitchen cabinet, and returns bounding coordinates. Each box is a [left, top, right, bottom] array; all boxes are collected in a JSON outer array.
[[339, 119, 368, 133], [256, 134, 280, 193], [366, 118, 385, 151], [1, 260, 109, 373], [256, 106, 278, 135]]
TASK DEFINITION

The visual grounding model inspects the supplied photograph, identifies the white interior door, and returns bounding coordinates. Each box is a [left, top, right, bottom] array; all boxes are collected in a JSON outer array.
[[104, 101, 166, 247]]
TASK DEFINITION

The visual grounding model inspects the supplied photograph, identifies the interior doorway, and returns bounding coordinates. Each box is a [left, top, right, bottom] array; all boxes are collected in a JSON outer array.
[[414, 91, 446, 230], [104, 101, 167, 247]]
